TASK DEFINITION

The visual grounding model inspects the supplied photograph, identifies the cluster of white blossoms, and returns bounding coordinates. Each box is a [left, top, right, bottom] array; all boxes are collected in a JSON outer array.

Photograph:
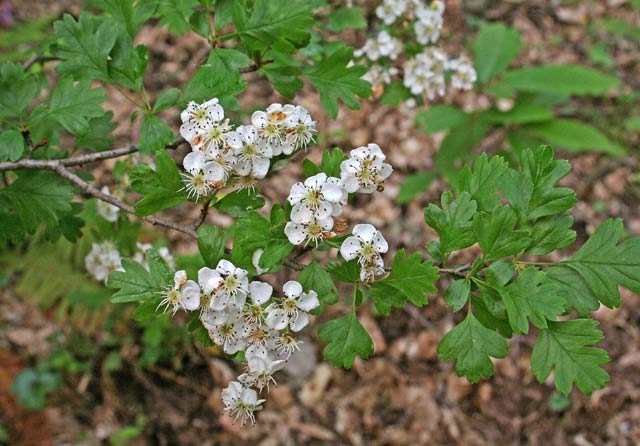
[[356, 0, 477, 102], [354, 30, 402, 62], [96, 186, 120, 222], [179, 99, 316, 199], [284, 143, 392, 247], [84, 241, 175, 283], [159, 259, 319, 425]]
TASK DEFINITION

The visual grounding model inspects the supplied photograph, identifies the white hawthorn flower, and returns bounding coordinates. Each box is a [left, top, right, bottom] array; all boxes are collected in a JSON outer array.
[[181, 151, 225, 200], [375, 0, 407, 24], [96, 186, 120, 222], [158, 270, 201, 315], [340, 143, 393, 194], [265, 281, 319, 332], [414, 7, 443, 45], [251, 103, 295, 147], [284, 216, 334, 246], [274, 331, 302, 357], [179, 98, 224, 143], [221, 381, 265, 425], [207, 306, 249, 354], [243, 281, 273, 326], [341, 224, 389, 282], [84, 241, 123, 282], [449, 56, 477, 91], [287, 173, 345, 224], [356, 31, 402, 61], [285, 105, 316, 150], [363, 64, 399, 86], [238, 350, 286, 392], [200, 260, 249, 311], [232, 125, 272, 179], [403, 47, 447, 99]]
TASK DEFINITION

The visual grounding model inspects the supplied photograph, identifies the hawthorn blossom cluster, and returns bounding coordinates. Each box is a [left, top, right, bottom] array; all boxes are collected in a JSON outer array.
[[283, 142, 392, 281], [159, 259, 319, 425], [356, 0, 477, 102], [179, 99, 316, 199], [284, 143, 392, 248], [84, 241, 174, 282]]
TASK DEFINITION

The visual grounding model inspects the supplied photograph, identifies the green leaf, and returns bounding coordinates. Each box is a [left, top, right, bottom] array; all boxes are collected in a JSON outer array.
[[297, 262, 338, 308], [531, 319, 610, 395], [558, 218, 640, 309], [233, 0, 313, 54], [303, 46, 372, 118], [183, 48, 250, 108], [317, 310, 374, 368], [108, 34, 149, 91], [155, 0, 199, 35], [444, 279, 470, 312], [108, 250, 173, 303], [370, 250, 439, 315], [437, 312, 509, 382], [198, 224, 227, 267], [0, 62, 40, 118], [458, 153, 508, 211], [0, 129, 26, 162], [474, 23, 521, 83], [326, 259, 360, 283], [397, 172, 436, 204], [74, 111, 117, 151], [545, 267, 598, 317], [94, 0, 156, 37], [258, 51, 303, 98], [379, 81, 412, 106], [302, 158, 321, 177], [30, 77, 106, 136], [473, 206, 531, 261], [0, 171, 74, 234], [139, 114, 174, 153], [499, 146, 577, 222], [215, 188, 265, 217], [52, 13, 115, 81], [231, 205, 293, 271], [424, 192, 477, 258], [415, 105, 469, 133], [481, 103, 553, 125], [130, 150, 186, 215], [436, 121, 489, 182], [326, 7, 366, 32], [321, 147, 347, 177], [11, 369, 62, 410], [497, 268, 565, 334], [500, 65, 621, 95], [526, 215, 576, 256], [523, 119, 626, 155]]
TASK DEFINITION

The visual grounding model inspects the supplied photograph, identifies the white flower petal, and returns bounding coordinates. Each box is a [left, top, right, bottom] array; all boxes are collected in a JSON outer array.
[[249, 281, 272, 304], [290, 202, 315, 224], [297, 290, 319, 312], [283, 280, 303, 298], [173, 270, 187, 289], [284, 221, 308, 245], [289, 311, 309, 332], [373, 231, 389, 253], [198, 267, 222, 294], [183, 151, 204, 173], [353, 224, 377, 243], [180, 281, 201, 311], [265, 308, 289, 330], [340, 236, 362, 261], [216, 259, 236, 275]]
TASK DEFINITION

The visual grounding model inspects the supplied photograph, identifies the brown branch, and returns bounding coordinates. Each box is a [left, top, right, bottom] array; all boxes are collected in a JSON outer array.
[[193, 197, 213, 231], [54, 164, 198, 238], [0, 137, 186, 172], [0, 137, 196, 238]]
